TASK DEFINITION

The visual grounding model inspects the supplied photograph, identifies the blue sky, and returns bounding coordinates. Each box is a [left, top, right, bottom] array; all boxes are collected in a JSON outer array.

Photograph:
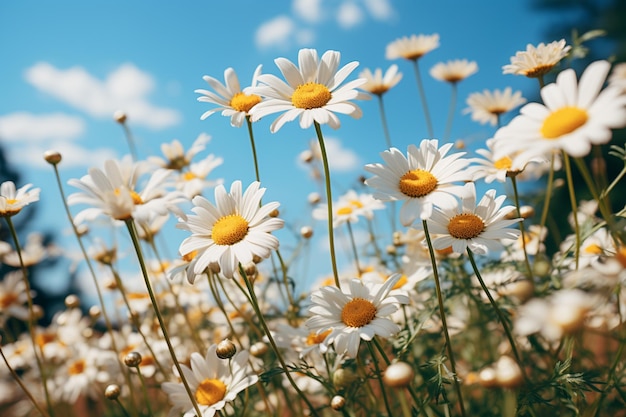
[[0, 1, 563, 295]]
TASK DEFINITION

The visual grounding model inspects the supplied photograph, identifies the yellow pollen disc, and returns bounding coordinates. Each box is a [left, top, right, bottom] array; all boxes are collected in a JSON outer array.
[[584, 244, 603, 255], [487, 107, 507, 115], [399, 169, 438, 198], [403, 52, 425, 60], [341, 298, 377, 328], [68, 359, 86, 375], [494, 156, 512, 170], [212, 214, 249, 246], [195, 378, 227, 406], [6, 199, 17, 205], [36, 333, 56, 348], [291, 82, 332, 109], [522, 64, 555, 78], [183, 171, 197, 181], [616, 247, 626, 268], [114, 188, 144, 205], [390, 275, 408, 290], [540, 106, 588, 139], [369, 85, 390, 96], [350, 200, 364, 209], [182, 250, 197, 262], [448, 213, 485, 239], [436, 246, 454, 256], [0, 293, 18, 308], [306, 329, 332, 345], [337, 206, 353, 215], [230, 92, 262, 113]]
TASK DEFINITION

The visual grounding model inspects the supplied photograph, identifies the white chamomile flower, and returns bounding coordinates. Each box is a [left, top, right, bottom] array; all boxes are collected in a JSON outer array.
[[148, 133, 211, 171], [421, 182, 521, 255], [305, 274, 409, 358], [162, 344, 258, 417], [358, 64, 403, 96], [364, 139, 474, 226], [502, 39, 571, 78], [195, 65, 263, 127], [386, 34, 440, 61], [493, 60, 626, 163], [249, 48, 369, 132], [312, 189, 384, 228], [430, 59, 478, 83], [463, 87, 527, 127], [178, 181, 284, 280], [0, 181, 40, 218]]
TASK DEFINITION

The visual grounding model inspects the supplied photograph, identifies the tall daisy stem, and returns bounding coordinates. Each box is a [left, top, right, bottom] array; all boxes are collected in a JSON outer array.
[[238, 265, 321, 417], [422, 220, 466, 417], [466, 248, 527, 381], [120, 121, 139, 162], [124, 219, 203, 417], [3, 217, 55, 417], [443, 83, 458, 142], [376, 95, 393, 149], [366, 341, 394, 417], [509, 176, 534, 283], [346, 221, 362, 276], [537, 153, 556, 257], [411, 59, 434, 138], [245, 116, 261, 183], [314, 121, 341, 288], [562, 152, 581, 269]]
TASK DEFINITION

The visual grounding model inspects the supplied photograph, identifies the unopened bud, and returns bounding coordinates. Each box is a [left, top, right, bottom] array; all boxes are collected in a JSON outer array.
[[89, 306, 101, 319], [300, 150, 314, 163], [495, 356, 523, 389], [43, 150, 62, 165], [124, 351, 142, 368], [269, 208, 279, 218], [250, 342, 268, 357], [64, 294, 80, 309], [308, 192, 321, 205], [300, 226, 313, 239], [330, 395, 346, 411], [383, 361, 414, 388], [113, 110, 127, 124], [216, 339, 237, 359], [105, 384, 121, 400], [332, 368, 358, 389]]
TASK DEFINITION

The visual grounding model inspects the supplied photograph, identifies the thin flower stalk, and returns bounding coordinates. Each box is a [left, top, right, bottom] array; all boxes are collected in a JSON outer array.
[[562, 152, 581, 269], [509, 176, 534, 282], [346, 221, 363, 276], [366, 341, 394, 416], [411, 60, 434, 137], [444, 82, 458, 142], [3, 217, 56, 417], [124, 218, 204, 417], [421, 220, 467, 417]]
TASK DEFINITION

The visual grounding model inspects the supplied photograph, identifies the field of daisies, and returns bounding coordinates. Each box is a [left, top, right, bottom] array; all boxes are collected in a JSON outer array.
[[1, 32, 626, 417]]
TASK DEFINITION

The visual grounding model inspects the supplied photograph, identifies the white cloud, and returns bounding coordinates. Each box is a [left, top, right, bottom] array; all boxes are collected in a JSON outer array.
[[0, 112, 85, 142], [293, 0, 323, 23], [255, 15, 315, 49], [24, 62, 181, 130], [14, 140, 117, 170], [363, 0, 395, 21], [301, 137, 360, 172], [337, 2, 365, 29]]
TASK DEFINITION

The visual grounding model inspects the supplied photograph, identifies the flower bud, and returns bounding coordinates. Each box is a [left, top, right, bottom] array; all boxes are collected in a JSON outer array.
[[495, 356, 523, 389], [124, 351, 142, 368], [300, 226, 313, 239], [113, 110, 127, 124], [89, 306, 101, 319], [383, 361, 414, 388], [308, 192, 321, 205], [332, 368, 358, 389], [250, 342, 268, 357], [330, 395, 346, 411], [269, 208, 279, 218], [216, 339, 237, 359], [43, 150, 62, 165], [105, 384, 121, 400], [64, 294, 80, 309]]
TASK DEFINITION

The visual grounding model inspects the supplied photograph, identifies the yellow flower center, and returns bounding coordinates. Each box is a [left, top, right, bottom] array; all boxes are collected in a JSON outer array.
[[195, 378, 227, 406], [523, 64, 555, 78], [183, 171, 197, 181], [114, 188, 144, 205], [182, 250, 198, 263], [616, 247, 626, 268], [368, 85, 390, 96], [494, 156, 512, 170], [212, 214, 249, 246], [306, 329, 332, 345], [584, 243, 603, 255], [341, 298, 377, 328], [36, 333, 56, 348], [399, 169, 438, 198], [390, 275, 408, 290], [487, 106, 507, 115], [337, 206, 353, 215], [540, 106, 588, 139], [6, 199, 17, 205], [447, 213, 485, 239], [230, 92, 262, 113], [291, 82, 332, 109], [68, 359, 86, 375], [0, 293, 18, 308]]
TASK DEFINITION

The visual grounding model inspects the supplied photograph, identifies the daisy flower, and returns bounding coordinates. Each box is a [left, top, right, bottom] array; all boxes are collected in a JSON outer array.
[[385, 34, 440, 61], [148, 133, 211, 171], [305, 274, 409, 358], [249, 48, 369, 132], [0, 181, 40, 217], [0, 271, 30, 322], [68, 158, 183, 223], [195, 65, 263, 127], [463, 87, 527, 126], [421, 182, 521, 255], [493, 60, 626, 163], [430, 59, 478, 83], [364, 139, 474, 226], [608, 62, 626, 92], [472, 138, 546, 183], [177, 181, 284, 279], [162, 344, 258, 417], [312, 189, 384, 228], [358, 64, 403, 96], [502, 39, 571, 78], [175, 154, 224, 199]]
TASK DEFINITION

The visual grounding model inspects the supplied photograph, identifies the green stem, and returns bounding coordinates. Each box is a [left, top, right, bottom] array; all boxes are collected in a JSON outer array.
[[536, 153, 556, 260], [238, 265, 321, 417], [121, 122, 139, 162], [314, 121, 341, 288], [134, 365, 155, 417], [245, 116, 261, 183], [376, 94, 393, 149], [443, 83, 458, 142], [346, 221, 362, 276], [509, 176, 534, 282], [124, 219, 203, 417], [562, 152, 580, 269], [4, 217, 55, 417], [466, 248, 528, 382], [366, 341, 394, 416], [422, 220, 467, 417], [411, 59, 434, 138]]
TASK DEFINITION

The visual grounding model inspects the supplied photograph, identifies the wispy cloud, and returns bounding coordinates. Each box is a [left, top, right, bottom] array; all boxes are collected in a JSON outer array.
[[299, 137, 360, 172], [256, 0, 396, 50], [24, 62, 181, 130], [0, 112, 85, 142]]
